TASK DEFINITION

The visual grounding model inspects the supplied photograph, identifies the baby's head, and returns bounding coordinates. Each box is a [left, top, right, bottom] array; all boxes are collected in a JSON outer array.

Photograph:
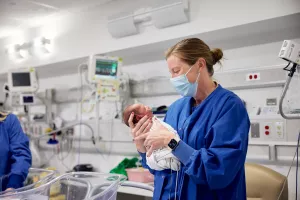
[[123, 103, 153, 127]]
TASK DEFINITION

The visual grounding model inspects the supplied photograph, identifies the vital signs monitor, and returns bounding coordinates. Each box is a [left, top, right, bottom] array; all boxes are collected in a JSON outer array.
[[88, 55, 122, 83], [8, 68, 38, 93]]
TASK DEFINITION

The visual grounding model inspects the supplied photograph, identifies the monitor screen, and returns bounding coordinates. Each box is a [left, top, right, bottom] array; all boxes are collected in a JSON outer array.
[[95, 59, 118, 78], [22, 96, 34, 103], [12, 72, 31, 87]]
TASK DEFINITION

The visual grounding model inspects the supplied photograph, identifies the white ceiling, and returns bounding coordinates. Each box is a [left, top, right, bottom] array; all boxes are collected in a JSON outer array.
[[0, 0, 114, 38]]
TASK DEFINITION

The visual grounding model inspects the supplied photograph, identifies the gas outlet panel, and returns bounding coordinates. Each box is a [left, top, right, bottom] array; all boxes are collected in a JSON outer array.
[[250, 117, 287, 141]]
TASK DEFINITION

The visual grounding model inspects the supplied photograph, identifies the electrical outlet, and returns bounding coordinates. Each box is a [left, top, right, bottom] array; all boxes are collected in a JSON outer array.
[[275, 122, 284, 139], [246, 73, 261, 81]]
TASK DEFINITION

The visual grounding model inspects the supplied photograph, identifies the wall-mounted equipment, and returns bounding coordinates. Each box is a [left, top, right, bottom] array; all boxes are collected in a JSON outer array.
[[151, 0, 189, 29], [8, 68, 38, 93], [250, 116, 286, 141], [20, 94, 35, 105], [88, 55, 122, 83], [278, 40, 300, 65], [107, 12, 139, 38], [249, 114, 300, 142], [107, 0, 189, 38], [278, 40, 300, 120]]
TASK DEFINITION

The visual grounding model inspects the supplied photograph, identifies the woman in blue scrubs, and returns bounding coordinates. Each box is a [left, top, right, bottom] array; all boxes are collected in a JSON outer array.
[[128, 38, 250, 200], [0, 112, 31, 192]]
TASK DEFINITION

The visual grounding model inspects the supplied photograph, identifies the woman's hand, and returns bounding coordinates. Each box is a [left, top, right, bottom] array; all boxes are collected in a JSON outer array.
[[128, 113, 152, 153], [135, 128, 175, 157]]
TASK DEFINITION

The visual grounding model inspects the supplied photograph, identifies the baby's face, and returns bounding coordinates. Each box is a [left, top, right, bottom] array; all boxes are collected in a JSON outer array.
[[132, 104, 153, 120]]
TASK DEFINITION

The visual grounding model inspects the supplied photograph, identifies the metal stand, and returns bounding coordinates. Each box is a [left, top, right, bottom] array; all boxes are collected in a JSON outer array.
[[279, 63, 300, 120]]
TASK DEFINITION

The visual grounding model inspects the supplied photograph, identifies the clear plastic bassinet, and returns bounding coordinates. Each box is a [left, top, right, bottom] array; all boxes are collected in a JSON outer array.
[[0, 172, 126, 200], [0, 168, 56, 195]]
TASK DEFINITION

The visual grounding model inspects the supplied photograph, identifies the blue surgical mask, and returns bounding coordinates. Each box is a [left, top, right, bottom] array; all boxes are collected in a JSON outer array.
[[170, 65, 200, 97]]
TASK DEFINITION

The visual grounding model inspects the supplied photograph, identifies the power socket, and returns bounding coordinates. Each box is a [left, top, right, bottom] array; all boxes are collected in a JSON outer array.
[[246, 73, 261, 81]]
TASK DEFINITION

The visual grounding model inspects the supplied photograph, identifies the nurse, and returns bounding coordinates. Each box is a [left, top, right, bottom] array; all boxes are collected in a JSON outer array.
[[0, 112, 32, 192], [129, 38, 250, 200]]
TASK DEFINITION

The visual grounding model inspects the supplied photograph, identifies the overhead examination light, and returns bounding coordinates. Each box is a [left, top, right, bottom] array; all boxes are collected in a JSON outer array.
[[107, 12, 139, 38], [106, 0, 190, 38], [151, 0, 189, 29]]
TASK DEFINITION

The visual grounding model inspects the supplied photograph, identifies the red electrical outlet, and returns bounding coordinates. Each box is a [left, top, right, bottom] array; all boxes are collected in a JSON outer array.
[[246, 73, 260, 81]]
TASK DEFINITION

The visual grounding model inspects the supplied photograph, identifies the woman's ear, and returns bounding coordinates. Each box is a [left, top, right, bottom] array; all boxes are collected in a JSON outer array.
[[197, 58, 206, 72]]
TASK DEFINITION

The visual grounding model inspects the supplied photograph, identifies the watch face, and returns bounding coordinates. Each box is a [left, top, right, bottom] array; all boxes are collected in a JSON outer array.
[[168, 139, 178, 149]]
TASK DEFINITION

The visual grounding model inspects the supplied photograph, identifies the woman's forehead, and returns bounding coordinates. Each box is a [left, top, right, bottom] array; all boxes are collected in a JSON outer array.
[[167, 55, 187, 69]]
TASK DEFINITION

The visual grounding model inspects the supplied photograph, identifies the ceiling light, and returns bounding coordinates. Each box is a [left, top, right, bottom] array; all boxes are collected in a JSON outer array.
[[5, 44, 23, 59], [34, 37, 51, 54]]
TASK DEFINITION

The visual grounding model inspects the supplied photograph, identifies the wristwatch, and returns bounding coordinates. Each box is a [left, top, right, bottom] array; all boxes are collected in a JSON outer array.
[[168, 136, 180, 150]]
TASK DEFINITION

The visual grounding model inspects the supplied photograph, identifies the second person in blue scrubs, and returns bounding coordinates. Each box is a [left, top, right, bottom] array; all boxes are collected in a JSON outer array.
[[0, 112, 31, 192], [129, 38, 250, 200]]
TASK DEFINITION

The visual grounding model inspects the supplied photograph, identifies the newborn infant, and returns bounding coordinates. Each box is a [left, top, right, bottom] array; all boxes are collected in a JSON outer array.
[[123, 103, 180, 171]]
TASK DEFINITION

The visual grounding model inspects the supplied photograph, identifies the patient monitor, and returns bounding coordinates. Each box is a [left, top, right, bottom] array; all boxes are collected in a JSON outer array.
[[8, 68, 38, 93], [88, 55, 122, 83]]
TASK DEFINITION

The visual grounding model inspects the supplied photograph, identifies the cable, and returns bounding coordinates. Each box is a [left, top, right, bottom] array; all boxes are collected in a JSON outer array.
[[276, 134, 300, 200], [81, 91, 96, 113], [76, 63, 88, 120], [106, 102, 117, 158], [114, 100, 120, 119], [169, 160, 172, 200], [56, 138, 72, 171], [34, 122, 95, 140], [283, 62, 291, 71], [57, 135, 73, 161], [296, 132, 299, 200], [78, 63, 84, 165]]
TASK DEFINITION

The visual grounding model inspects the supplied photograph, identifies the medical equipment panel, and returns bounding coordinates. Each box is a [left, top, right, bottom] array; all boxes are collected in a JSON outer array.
[[250, 116, 287, 141], [8, 68, 38, 93], [20, 94, 35, 105], [97, 79, 120, 101], [278, 40, 300, 65], [88, 55, 122, 83], [250, 115, 300, 142]]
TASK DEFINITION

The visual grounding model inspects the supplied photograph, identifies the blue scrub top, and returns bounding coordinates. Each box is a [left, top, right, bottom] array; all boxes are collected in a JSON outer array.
[[0, 114, 32, 191], [139, 85, 250, 200]]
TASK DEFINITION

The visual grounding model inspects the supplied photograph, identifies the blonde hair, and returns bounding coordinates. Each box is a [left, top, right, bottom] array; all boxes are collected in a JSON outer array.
[[0, 111, 9, 122], [165, 38, 223, 76]]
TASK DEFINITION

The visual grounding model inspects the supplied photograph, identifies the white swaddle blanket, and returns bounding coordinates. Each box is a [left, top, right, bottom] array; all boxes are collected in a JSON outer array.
[[146, 117, 181, 171]]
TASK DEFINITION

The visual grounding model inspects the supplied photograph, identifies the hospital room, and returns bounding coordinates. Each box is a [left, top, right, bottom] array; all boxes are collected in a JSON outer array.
[[0, 0, 299, 199]]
